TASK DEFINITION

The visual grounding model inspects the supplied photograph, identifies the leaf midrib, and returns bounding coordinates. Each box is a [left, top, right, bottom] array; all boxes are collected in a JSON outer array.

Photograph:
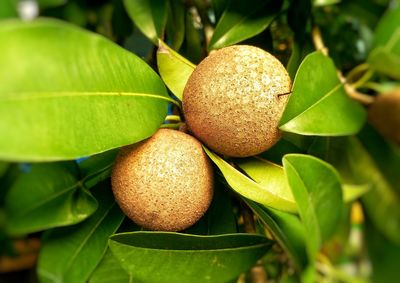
[[12, 182, 79, 218], [63, 202, 117, 277], [0, 91, 172, 103], [212, 3, 270, 47], [281, 83, 342, 127], [285, 159, 321, 257]]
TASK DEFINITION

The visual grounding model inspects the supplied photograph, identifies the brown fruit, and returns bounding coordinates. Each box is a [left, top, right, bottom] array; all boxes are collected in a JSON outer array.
[[368, 89, 400, 144], [111, 129, 214, 231], [183, 45, 292, 157]]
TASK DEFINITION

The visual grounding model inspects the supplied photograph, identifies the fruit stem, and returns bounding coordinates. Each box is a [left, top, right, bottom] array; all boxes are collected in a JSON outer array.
[[311, 25, 375, 105], [165, 115, 182, 122], [160, 122, 184, 130]]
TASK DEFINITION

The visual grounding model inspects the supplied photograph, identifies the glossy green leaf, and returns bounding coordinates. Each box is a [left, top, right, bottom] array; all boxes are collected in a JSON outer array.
[[204, 148, 297, 213], [367, 5, 400, 79], [244, 199, 307, 270], [208, 0, 282, 50], [279, 51, 366, 135], [157, 40, 195, 100], [5, 162, 97, 235], [307, 135, 400, 244], [0, 19, 170, 161], [109, 232, 272, 283], [165, 0, 185, 50], [123, 0, 167, 44], [236, 157, 295, 203], [37, 182, 124, 283], [89, 249, 131, 283], [283, 154, 343, 259], [78, 149, 118, 189]]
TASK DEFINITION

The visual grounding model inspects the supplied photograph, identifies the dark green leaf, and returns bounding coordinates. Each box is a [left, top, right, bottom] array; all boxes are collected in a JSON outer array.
[[0, 162, 9, 179], [37, 0, 67, 9], [366, 221, 400, 283], [165, 0, 185, 50], [37, 182, 124, 283], [208, 0, 282, 50], [244, 199, 308, 270], [123, 0, 167, 44], [5, 162, 97, 235], [283, 154, 343, 259], [109, 232, 272, 283], [204, 148, 297, 213], [181, 8, 203, 64], [280, 52, 366, 135], [78, 149, 118, 189], [157, 40, 195, 101], [186, 180, 237, 235], [0, 19, 170, 161], [89, 249, 131, 283], [211, 0, 231, 22]]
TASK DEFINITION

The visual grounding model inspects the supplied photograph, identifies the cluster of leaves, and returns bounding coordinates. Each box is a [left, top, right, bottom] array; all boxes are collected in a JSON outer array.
[[0, 0, 399, 282]]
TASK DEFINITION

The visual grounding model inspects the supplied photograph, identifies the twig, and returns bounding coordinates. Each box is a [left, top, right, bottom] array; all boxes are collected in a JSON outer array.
[[311, 26, 375, 105]]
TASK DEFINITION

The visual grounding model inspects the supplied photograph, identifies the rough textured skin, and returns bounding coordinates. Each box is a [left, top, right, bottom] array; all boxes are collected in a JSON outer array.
[[183, 45, 292, 157], [111, 129, 214, 231], [368, 90, 400, 144]]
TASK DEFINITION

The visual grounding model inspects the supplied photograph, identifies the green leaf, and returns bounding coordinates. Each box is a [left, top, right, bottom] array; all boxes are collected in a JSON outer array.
[[368, 47, 400, 79], [5, 162, 97, 235], [279, 51, 366, 135], [78, 149, 118, 189], [186, 180, 237, 235], [89, 249, 131, 283], [157, 40, 195, 101], [204, 147, 297, 213], [37, 182, 124, 283], [372, 4, 400, 48], [208, 0, 282, 50], [165, 0, 185, 50], [37, 0, 67, 9], [367, 5, 400, 79], [109, 232, 272, 283], [0, 162, 9, 179], [282, 154, 343, 259], [307, 135, 400, 244], [244, 199, 307, 270], [123, 0, 167, 44], [342, 184, 371, 202], [0, 19, 170, 161], [366, 221, 400, 283], [236, 157, 295, 203], [211, 0, 231, 21], [0, 0, 18, 19]]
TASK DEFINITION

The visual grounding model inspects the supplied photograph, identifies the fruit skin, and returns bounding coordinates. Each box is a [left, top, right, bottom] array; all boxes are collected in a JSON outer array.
[[183, 45, 291, 157], [368, 89, 400, 145], [111, 128, 214, 231]]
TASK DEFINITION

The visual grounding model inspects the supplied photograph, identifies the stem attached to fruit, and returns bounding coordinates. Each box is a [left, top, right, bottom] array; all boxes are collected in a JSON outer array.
[[311, 26, 375, 105]]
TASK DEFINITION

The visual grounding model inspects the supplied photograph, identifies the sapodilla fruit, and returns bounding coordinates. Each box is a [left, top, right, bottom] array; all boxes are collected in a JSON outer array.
[[183, 45, 292, 157], [111, 128, 213, 231], [368, 89, 400, 144]]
